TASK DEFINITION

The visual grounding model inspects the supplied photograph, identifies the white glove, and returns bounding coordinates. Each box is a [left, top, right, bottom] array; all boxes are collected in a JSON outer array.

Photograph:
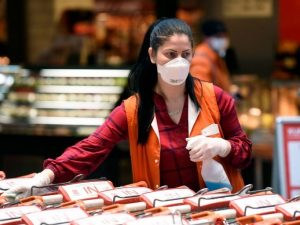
[[1, 169, 54, 202], [186, 135, 231, 162]]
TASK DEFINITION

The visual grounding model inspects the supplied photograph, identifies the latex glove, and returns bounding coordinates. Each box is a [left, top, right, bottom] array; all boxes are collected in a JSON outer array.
[[186, 135, 231, 162], [1, 169, 54, 202]]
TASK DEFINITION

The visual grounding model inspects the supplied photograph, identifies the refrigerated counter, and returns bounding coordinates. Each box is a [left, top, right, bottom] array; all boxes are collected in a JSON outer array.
[[0, 67, 131, 182], [0, 67, 129, 136]]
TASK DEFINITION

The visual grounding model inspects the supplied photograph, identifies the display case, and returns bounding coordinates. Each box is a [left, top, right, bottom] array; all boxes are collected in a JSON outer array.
[[231, 74, 274, 189], [271, 41, 300, 116], [271, 79, 300, 117], [0, 68, 129, 136]]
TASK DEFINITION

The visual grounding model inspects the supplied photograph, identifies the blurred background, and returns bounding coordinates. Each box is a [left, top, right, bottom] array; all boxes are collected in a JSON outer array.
[[0, 0, 299, 190]]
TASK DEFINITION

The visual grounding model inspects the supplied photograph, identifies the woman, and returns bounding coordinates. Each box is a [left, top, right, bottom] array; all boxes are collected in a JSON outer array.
[[2, 18, 252, 201]]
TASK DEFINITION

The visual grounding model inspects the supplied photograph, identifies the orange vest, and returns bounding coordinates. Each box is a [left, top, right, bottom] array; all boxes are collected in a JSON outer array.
[[190, 42, 231, 93], [124, 81, 244, 192]]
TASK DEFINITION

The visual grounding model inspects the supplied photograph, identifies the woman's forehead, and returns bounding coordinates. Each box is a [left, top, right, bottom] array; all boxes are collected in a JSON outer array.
[[160, 34, 192, 49]]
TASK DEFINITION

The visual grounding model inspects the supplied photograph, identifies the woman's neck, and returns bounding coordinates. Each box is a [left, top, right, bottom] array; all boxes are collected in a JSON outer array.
[[155, 81, 186, 124], [155, 82, 185, 101]]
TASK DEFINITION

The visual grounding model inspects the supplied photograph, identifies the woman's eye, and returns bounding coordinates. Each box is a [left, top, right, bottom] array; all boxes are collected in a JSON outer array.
[[182, 52, 191, 58], [166, 52, 177, 59]]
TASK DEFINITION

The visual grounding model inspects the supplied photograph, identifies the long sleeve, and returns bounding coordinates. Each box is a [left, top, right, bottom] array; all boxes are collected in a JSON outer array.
[[44, 103, 128, 183], [215, 86, 252, 168]]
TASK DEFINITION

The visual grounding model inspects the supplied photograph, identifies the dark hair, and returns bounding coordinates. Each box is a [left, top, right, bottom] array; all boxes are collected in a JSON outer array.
[[201, 19, 227, 37], [129, 18, 199, 144]]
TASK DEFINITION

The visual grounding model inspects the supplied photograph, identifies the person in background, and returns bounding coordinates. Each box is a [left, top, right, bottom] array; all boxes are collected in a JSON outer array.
[[37, 9, 95, 66], [1, 18, 252, 202], [0, 171, 5, 180], [190, 19, 233, 93], [113, 18, 166, 108], [0, 41, 10, 65]]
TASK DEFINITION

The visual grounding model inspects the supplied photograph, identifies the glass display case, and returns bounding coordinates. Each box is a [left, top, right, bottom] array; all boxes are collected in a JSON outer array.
[[0, 66, 16, 102], [271, 41, 300, 116], [231, 74, 274, 189], [233, 74, 300, 189], [0, 67, 129, 136], [271, 79, 300, 117]]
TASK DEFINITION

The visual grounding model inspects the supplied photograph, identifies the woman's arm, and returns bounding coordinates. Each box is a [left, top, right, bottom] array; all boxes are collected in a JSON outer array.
[[44, 103, 129, 183], [215, 86, 252, 169]]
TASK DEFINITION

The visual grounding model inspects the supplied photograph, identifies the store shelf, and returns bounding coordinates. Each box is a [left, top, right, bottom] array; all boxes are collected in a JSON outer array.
[[272, 79, 300, 87], [31, 116, 104, 126], [0, 68, 129, 136], [0, 115, 104, 126], [40, 69, 130, 78], [33, 101, 114, 110], [37, 85, 124, 94]]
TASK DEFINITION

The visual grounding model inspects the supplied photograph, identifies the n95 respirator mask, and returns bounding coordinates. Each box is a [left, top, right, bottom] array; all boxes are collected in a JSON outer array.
[[157, 57, 190, 85]]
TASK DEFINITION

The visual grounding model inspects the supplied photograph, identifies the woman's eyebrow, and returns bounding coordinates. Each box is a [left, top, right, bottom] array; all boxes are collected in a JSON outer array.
[[164, 49, 191, 52], [164, 49, 177, 52]]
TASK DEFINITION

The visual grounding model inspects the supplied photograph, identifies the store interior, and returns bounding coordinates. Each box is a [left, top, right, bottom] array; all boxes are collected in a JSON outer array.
[[0, 0, 299, 191]]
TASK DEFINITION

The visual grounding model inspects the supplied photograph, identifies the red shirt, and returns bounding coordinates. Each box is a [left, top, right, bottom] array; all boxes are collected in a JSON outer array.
[[44, 85, 252, 186], [154, 93, 200, 191]]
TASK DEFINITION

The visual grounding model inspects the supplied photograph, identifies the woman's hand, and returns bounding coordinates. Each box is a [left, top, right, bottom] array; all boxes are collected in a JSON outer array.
[[186, 135, 231, 162], [1, 169, 54, 202]]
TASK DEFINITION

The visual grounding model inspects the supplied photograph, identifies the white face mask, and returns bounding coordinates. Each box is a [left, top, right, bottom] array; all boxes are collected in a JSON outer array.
[[156, 57, 190, 86], [209, 37, 230, 57]]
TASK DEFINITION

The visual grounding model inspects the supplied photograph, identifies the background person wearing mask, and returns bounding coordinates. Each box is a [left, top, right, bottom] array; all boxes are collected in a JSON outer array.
[[190, 19, 232, 93], [0, 171, 5, 180], [1, 18, 251, 202]]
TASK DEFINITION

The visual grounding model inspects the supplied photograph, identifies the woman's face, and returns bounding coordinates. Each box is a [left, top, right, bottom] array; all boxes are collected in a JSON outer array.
[[149, 33, 193, 65]]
